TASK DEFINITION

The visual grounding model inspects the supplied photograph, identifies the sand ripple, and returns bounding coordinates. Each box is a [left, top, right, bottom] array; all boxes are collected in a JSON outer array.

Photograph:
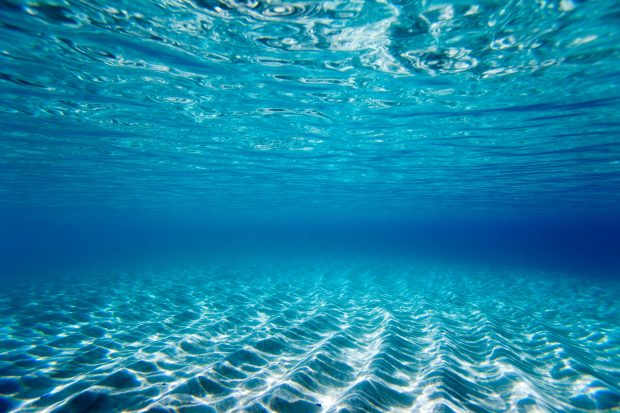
[[1, 263, 619, 412]]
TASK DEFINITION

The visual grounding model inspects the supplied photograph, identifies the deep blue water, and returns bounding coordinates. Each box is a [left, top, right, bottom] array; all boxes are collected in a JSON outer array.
[[1, 0, 620, 412]]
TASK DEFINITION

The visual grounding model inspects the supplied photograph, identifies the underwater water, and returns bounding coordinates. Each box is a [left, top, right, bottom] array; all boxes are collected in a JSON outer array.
[[0, 0, 619, 212], [1, 0, 620, 412], [1, 264, 620, 413]]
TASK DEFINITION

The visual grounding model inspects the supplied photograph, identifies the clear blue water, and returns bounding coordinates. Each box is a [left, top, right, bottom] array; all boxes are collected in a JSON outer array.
[[1, 0, 620, 412], [2, 263, 620, 413], [0, 0, 619, 213]]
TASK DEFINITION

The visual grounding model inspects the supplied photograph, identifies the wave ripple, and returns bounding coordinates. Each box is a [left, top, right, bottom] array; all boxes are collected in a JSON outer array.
[[1, 0, 620, 213], [1, 264, 619, 412]]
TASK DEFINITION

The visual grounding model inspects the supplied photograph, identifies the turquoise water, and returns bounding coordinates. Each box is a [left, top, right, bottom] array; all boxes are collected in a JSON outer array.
[[0, 0, 619, 212], [1, 0, 620, 412], [1, 264, 620, 412]]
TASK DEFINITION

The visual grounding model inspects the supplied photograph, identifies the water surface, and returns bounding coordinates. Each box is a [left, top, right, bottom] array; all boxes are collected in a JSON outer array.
[[1, 0, 619, 213]]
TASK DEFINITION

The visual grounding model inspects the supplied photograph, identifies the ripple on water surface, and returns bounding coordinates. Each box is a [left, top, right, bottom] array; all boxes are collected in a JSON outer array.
[[1, 0, 620, 212], [0, 264, 619, 412]]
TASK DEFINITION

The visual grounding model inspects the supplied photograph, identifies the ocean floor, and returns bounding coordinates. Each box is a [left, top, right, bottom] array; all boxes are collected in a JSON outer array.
[[1, 262, 619, 413]]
